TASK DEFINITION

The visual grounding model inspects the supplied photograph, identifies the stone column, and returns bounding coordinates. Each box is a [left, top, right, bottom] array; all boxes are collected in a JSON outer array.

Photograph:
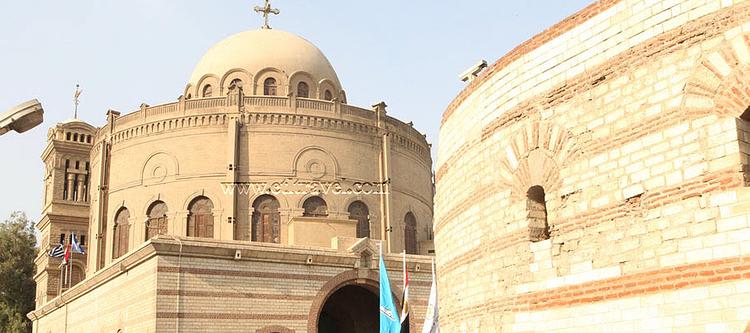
[[66, 174, 75, 201], [374, 102, 393, 252], [225, 117, 240, 241]]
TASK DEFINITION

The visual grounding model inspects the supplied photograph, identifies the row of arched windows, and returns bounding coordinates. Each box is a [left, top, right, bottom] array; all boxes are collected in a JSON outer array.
[[112, 196, 215, 259], [254, 195, 418, 253], [111, 195, 420, 260], [198, 78, 334, 101], [65, 132, 92, 143]]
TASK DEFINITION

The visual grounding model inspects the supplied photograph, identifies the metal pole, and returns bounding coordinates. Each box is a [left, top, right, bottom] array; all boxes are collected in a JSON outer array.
[[69, 248, 73, 289], [58, 265, 62, 295]]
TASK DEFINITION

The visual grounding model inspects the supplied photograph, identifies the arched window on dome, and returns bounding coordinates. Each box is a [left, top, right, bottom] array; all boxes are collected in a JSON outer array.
[[145, 201, 168, 240], [264, 78, 277, 96], [112, 207, 130, 259], [230, 79, 243, 90], [527, 185, 550, 242], [187, 196, 214, 238], [252, 195, 280, 243], [404, 212, 417, 254], [297, 82, 310, 98], [348, 201, 370, 238], [324, 89, 333, 101], [202, 85, 213, 98], [303, 196, 328, 217]]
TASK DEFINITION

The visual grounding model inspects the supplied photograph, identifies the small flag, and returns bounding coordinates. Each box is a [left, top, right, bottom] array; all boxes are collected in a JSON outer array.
[[379, 247, 401, 333], [59, 243, 71, 267], [400, 252, 410, 332], [71, 232, 85, 254], [48, 243, 64, 258], [421, 259, 440, 333]]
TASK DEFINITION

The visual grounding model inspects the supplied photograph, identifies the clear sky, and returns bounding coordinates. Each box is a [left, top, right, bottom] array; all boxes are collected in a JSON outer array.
[[0, 0, 592, 222]]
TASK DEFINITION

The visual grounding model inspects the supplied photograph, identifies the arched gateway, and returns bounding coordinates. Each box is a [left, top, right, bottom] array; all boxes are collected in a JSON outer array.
[[309, 270, 407, 333], [319, 285, 378, 332]]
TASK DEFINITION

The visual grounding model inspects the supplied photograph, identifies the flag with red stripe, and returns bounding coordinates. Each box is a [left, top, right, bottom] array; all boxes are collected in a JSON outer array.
[[401, 252, 410, 332], [59, 243, 71, 267]]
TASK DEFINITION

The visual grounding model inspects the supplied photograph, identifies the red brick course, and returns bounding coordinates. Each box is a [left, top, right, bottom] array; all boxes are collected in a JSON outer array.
[[447, 256, 750, 322]]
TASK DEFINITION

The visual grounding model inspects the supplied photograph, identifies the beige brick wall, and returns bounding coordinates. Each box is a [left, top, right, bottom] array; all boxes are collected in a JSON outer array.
[[33, 256, 158, 332], [436, 0, 750, 331], [31, 238, 435, 333]]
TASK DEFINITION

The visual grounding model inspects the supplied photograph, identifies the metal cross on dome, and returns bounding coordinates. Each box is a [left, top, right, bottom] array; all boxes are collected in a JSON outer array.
[[254, 0, 280, 29]]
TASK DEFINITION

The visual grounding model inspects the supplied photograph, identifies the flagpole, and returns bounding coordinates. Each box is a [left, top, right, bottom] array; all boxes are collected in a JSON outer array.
[[58, 249, 63, 295], [74, 84, 80, 119], [69, 234, 74, 289], [402, 251, 406, 288]]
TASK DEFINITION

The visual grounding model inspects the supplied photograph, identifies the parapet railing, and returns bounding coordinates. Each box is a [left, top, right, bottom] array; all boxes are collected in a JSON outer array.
[[110, 95, 431, 159]]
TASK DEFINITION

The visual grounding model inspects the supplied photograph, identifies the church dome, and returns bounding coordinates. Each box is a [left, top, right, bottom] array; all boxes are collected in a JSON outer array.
[[186, 29, 343, 100]]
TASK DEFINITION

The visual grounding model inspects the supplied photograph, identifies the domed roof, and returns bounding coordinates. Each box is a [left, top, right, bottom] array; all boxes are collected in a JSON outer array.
[[187, 29, 342, 97]]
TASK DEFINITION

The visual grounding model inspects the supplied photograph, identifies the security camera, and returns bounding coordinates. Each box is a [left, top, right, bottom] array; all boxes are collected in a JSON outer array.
[[0, 99, 44, 136]]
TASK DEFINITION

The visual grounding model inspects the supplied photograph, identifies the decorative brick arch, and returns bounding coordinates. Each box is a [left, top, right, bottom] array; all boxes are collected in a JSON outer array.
[[307, 269, 403, 333], [496, 121, 577, 201], [682, 33, 750, 119], [255, 326, 294, 333]]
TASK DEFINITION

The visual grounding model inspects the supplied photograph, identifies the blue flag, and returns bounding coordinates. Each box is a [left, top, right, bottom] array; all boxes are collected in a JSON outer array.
[[380, 253, 401, 333], [71, 232, 85, 254]]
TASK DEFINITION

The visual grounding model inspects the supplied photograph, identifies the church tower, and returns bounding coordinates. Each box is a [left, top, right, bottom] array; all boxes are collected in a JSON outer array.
[[34, 119, 95, 307]]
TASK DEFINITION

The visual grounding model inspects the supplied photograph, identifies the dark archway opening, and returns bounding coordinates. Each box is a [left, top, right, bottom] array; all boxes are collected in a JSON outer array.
[[527, 185, 550, 242], [318, 285, 379, 333]]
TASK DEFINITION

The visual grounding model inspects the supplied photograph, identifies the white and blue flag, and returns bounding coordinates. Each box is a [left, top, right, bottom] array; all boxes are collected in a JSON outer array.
[[379, 250, 401, 333], [71, 232, 85, 254]]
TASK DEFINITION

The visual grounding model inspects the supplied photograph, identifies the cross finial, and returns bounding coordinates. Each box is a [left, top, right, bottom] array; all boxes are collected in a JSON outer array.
[[254, 0, 280, 29]]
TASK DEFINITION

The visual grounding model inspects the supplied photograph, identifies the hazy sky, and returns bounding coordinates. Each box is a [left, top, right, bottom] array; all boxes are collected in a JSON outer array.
[[0, 0, 591, 222]]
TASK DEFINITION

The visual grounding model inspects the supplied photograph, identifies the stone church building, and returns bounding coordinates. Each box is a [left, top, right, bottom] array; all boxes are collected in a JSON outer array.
[[28, 19, 435, 332], [436, 0, 750, 332]]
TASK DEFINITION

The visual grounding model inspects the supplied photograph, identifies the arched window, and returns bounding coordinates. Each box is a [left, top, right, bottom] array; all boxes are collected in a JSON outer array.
[[202, 85, 213, 98], [70, 264, 85, 287], [113, 207, 130, 259], [303, 196, 328, 217], [186, 93, 192, 100], [230, 78, 243, 89], [527, 185, 550, 242], [323, 90, 333, 101], [264, 78, 277, 96], [252, 195, 281, 243], [187, 196, 214, 238], [297, 82, 310, 98], [145, 201, 168, 240], [404, 212, 417, 254], [348, 201, 370, 238]]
